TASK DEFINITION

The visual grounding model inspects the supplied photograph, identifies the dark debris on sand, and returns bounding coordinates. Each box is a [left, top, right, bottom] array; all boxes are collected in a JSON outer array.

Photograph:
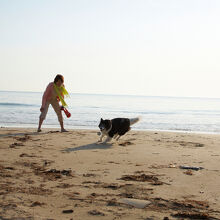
[[0, 183, 52, 196], [15, 135, 31, 142], [62, 209, 74, 214], [35, 168, 73, 181], [119, 141, 133, 146], [19, 153, 35, 158], [9, 142, 25, 148], [148, 197, 219, 219], [30, 201, 45, 207], [88, 209, 105, 216], [171, 211, 215, 219], [120, 174, 164, 185], [9, 135, 31, 148], [83, 173, 97, 177]]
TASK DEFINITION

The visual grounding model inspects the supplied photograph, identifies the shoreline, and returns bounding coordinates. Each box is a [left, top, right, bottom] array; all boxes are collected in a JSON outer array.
[[1, 124, 220, 136]]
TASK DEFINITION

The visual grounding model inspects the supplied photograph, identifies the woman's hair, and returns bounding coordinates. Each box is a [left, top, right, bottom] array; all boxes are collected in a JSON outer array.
[[54, 74, 64, 83]]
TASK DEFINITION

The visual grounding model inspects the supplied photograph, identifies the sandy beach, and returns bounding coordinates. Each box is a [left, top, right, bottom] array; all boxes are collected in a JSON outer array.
[[0, 127, 220, 219]]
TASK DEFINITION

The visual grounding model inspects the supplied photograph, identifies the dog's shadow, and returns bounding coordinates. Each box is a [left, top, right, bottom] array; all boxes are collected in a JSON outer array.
[[63, 142, 112, 152]]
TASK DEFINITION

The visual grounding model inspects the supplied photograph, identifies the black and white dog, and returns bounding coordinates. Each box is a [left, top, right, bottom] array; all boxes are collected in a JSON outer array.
[[98, 117, 140, 143]]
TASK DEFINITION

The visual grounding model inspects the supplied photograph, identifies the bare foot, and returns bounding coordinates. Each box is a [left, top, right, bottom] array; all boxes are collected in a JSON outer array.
[[37, 128, 42, 132], [61, 129, 68, 132]]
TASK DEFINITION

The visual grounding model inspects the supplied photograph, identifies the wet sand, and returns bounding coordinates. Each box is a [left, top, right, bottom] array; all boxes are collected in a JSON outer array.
[[0, 128, 220, 219]]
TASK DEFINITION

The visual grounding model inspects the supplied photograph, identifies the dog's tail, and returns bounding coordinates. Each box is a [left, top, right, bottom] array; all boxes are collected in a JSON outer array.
[[129, 117, 141, 126]]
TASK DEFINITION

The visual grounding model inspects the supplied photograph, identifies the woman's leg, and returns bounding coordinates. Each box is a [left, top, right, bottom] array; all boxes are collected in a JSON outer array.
[[37, 118, 44, 132], [38, 102, 50, 132], [51, 100, 67, 132]]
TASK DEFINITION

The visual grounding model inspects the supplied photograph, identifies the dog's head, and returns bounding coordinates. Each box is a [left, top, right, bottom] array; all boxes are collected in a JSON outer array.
[[98, 118, 111, 132]]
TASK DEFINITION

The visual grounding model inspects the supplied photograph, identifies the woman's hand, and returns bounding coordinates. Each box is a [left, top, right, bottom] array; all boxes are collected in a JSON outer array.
[[40, 107, 44, 112]]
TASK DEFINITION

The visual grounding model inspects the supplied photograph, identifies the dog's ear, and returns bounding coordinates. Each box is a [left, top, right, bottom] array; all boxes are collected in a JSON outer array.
[[101, 118, 103, 121]]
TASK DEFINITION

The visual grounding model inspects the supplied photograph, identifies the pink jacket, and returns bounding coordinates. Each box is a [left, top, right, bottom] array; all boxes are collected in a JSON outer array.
[[41, 82, 54, 108], [41, 82, 64, 108]]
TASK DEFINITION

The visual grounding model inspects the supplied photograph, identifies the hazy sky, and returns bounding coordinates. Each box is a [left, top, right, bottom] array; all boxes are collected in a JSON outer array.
[[0, 0, 220, 98]]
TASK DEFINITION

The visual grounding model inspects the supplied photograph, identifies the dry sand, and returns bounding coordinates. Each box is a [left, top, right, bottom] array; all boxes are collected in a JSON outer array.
[[0, 127, 220, 219]]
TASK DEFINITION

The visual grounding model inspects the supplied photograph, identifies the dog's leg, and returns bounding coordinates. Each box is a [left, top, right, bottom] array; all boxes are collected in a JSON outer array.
[[98, 133, 105, 142], [116, 135, 121, 141], [104, 136, 112, 143], [113, 134, 119, 139]]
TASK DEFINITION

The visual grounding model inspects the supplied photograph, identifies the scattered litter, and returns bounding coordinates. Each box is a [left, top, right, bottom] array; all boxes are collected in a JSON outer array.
[[179, 166, 204, 171], [118, 198, 151, 209]]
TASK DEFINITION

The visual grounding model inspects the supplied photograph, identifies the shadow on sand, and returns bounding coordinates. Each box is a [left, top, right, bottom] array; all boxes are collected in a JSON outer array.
[[0, 132, 41, 138], [0, 130, 60, 138], [63, 142, 112, 152]]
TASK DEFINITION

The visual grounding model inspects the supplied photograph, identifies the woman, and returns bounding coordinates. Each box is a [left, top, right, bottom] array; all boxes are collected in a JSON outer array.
[[38, 74, 69, 132]]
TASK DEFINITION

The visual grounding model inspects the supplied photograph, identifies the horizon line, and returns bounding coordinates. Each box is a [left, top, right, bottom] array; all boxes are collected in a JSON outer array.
[[0, 89, 220, 100]]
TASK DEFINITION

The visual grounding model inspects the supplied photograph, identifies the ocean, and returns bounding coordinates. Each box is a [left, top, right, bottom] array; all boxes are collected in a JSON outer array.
[[0, 91, 220, 133]]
